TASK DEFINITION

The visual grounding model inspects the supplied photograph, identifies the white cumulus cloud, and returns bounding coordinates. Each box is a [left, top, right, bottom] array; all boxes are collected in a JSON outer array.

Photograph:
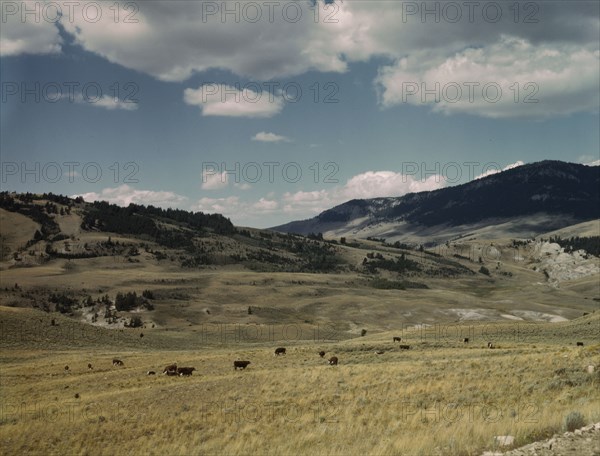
[[474, 161, 525, 180], [376, 37, 600, 118], [578, 155, 600, 166], [73, 185, 187, 207], [252, 132, 291, 143], [0, 18, 62, 56], [184, 84, 284, 118], [201, 169, 229, 190], [194, 196, 241, 215]]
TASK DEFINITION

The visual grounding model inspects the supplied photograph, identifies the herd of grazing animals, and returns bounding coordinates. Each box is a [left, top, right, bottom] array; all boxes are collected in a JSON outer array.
[[62, 337, 589, 375]]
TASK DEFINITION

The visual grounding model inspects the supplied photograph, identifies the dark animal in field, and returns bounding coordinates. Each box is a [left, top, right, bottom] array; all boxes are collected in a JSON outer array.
[[463, 338, 469, 343], [234, 361, 251, 370], [64, 365, 69, 371], [177, 367, 196, 376], [88, 363, 93, 370], [275, 347, 286, 356], [487, 342, 495, 349], [393, 337, 401, 342], [112, 359, 124, 366], [319, 351, 326, 358], [577, 342, 584, 347], [329, 356, 338, 366], [147, 371, 156, 375], [140, 333, 144, 338], [375, 350, 384, 355], [399, 345, 410, 350], [163, 364, 177, 375]]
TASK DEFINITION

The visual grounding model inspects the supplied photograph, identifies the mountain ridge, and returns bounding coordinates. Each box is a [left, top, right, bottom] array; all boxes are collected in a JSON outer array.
[[272, 160, 600, 243]]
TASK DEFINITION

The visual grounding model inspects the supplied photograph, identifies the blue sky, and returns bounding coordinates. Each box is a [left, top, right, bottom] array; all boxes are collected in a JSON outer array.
[[1, 1, 599, 228]]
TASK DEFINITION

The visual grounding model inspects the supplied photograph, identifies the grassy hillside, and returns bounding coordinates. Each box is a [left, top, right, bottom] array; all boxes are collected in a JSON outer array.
[[542, 220, 600, 239], [0, 208, 40, 260], [1, 192, 598, 334], [1, 307, 599, 455]]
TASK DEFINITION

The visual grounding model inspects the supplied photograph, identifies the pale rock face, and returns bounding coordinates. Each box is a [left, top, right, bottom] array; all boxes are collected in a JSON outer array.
[[494, 435, 515, 446], [532, 242, 600, 286]]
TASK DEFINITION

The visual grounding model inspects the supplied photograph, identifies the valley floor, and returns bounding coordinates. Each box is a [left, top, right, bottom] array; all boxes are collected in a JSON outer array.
[[1, 309, 599, 456]]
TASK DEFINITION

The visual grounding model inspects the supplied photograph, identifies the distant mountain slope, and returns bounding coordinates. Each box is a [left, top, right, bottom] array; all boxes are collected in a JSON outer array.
[[272, 161, 600, 243], [541, 220, 600, 239]]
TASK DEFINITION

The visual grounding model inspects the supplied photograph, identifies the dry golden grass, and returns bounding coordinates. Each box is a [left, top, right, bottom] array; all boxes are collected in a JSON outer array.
[[1, 313, 599, 456]]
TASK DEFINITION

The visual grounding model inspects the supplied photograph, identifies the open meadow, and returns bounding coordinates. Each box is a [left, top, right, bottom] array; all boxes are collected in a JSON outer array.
[[1, 306, 599, 456]]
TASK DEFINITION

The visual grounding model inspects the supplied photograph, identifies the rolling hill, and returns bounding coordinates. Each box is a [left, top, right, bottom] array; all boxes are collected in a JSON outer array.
[[0, 183, 598, 336]]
